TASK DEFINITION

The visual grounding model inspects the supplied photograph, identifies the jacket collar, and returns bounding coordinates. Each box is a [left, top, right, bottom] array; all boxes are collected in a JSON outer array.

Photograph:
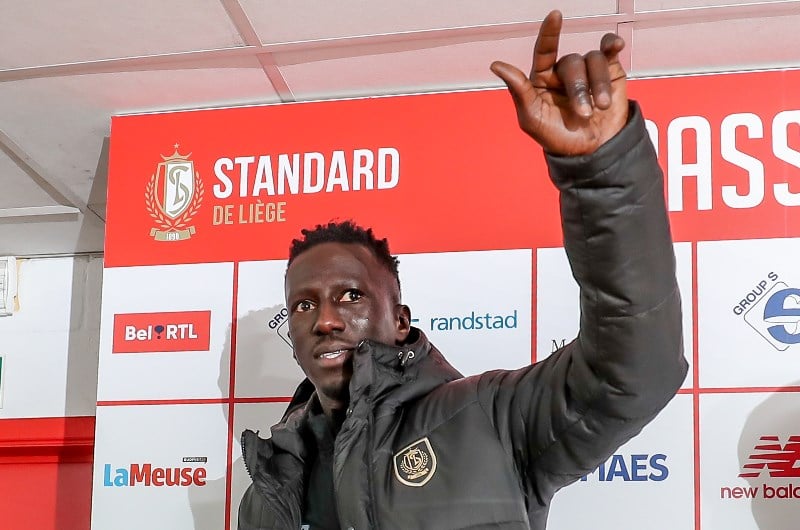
[[244, 329, 462, 467]]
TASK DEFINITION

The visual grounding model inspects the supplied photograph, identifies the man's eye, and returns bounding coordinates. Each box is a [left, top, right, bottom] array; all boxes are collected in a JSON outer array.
[[340, 289, 363, 302], [294, 300, 314, 312]]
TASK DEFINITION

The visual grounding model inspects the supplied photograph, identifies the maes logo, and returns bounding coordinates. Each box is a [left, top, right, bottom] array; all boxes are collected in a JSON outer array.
[[103, 458, 208, 487], [733, 272, 800, 351], [112, 311, 211, 353], [145, 144, 204, 241], [720, 435, 800, 500], [580, 453, 669, 482]]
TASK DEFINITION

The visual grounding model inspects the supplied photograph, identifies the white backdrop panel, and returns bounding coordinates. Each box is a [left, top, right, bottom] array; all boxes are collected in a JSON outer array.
[[235, 259, 304, 398], [91, 403, 229, 530], [548, 393, 694, 529], [700, 391, 800, 530], [229, 402, 289, 530], [97, 262, 233, 401], [400, 249, 532, 375], [698, 238, 800, 388]]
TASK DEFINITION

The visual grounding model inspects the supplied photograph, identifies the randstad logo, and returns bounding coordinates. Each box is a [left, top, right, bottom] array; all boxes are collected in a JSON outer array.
[[733, 273, 800, 351], [102, 461, 207, 487], [580, 453, 669, 482], [421, 310, 519, 332], [112, 310, 211, 353]]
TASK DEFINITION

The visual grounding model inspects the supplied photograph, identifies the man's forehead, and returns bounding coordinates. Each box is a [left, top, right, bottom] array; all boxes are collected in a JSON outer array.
[[285, 242, 382, 285]]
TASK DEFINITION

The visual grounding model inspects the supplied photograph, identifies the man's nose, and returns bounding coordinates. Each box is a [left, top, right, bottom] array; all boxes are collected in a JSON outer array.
[[313, 302, 345, 334]]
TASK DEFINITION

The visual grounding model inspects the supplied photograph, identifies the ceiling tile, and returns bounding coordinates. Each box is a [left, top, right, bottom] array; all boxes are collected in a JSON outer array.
[[636, 0, 792, 10], [2, 0, 246, 68], [241, 0, 617, 44], [0, 61, 280, 205], [630, 15, 800, 76], [278, 31, 609, 100]]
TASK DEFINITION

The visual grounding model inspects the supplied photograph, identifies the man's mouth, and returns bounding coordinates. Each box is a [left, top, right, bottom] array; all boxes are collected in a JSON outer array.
[[320, 349, 349, 360], [315, 347, 354, 362]]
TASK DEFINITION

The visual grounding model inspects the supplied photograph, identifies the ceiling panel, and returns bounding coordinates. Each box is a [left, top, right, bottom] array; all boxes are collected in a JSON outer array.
[[2, 0, 246, 69], [242, 0, 617, 44], [278, 31, 611, 100], [0, 60, 279, 206], [0, 153, 61, 209], [630, 14, 800, 76], [636, 0, 793, 10]]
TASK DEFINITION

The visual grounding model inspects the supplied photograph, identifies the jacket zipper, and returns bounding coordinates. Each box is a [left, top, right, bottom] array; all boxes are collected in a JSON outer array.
[[240, 433, 253, 481], [367, 408, 381, 530]]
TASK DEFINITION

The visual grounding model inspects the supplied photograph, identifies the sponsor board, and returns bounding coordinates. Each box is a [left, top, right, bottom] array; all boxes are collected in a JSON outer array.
[[91, 404, 228, 530], [701, 392, 800, 529], [400, 249, 532, 375], [548, 395, 693, 529], [234, 260, 304, 398], [112, 311, 211, 353], [699, 239, 800, 387]]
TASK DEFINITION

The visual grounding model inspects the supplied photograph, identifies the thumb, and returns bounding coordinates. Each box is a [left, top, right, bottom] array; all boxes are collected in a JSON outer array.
[[490, 61, 533, 103]]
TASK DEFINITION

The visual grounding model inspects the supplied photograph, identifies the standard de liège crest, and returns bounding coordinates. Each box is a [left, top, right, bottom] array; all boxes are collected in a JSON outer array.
[[393, 437, 437, 487], [145, 145, 204, 241]]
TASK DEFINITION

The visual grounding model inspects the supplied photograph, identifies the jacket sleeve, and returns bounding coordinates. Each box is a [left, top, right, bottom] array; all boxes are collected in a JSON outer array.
[[476, 101, 688, 506]]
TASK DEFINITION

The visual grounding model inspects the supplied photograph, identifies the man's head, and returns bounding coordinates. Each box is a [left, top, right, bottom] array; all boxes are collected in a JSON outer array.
[[284, 221, 411, 415]]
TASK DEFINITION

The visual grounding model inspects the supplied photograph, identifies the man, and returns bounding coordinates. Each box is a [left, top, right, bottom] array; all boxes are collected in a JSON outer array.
[[239, 10, 687, 530]]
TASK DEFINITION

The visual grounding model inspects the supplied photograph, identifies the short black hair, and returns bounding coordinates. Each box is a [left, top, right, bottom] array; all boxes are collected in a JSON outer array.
[[287, 220, 401, 292]]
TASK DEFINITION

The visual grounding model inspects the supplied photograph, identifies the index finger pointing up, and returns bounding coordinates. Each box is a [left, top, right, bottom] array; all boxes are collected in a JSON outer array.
[[530, 10, 564, 86]]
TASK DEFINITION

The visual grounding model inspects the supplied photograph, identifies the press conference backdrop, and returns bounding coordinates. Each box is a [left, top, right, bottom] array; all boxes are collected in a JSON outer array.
[[92, 69, 800, 530]]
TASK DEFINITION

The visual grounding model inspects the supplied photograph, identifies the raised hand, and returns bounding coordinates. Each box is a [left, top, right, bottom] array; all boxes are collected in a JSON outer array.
[[490, 10, 628, 156]]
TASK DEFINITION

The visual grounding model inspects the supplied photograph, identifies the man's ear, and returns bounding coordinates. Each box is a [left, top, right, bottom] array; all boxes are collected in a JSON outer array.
[[396, 304, 412, 343]]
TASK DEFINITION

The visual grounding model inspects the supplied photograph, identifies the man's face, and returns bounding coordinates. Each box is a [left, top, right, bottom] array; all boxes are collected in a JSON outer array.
[[285, 242, 410, 412]]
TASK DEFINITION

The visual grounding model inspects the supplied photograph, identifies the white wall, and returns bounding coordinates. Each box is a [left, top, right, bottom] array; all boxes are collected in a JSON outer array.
[[0, 255, 102, 419]]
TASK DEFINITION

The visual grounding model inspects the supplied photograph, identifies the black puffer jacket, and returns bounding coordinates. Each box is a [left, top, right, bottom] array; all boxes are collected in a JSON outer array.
[[238, 102, 688, 530]]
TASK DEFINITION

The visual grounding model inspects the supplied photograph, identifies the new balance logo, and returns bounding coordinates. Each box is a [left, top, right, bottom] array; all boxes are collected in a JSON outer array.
[[739, 435, 800, 478]]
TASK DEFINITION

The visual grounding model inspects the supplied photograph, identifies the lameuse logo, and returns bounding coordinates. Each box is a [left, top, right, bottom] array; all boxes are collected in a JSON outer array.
[[103, 457, 208, 487], [732, 272, 800, 351], [112, 311, 211, 353], [721, 435, 800, 500]]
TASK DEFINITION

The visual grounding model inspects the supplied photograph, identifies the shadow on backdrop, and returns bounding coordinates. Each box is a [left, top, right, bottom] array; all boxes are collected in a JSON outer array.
[[738, 381, 800, 529], [188, 304, 298, 529]]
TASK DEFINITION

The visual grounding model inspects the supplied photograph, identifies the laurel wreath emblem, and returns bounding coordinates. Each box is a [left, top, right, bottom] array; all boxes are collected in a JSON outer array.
[[145, 172, 204, 230]]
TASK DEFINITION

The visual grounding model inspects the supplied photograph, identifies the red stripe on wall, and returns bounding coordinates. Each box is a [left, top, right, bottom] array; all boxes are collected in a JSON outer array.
[[0, 416, 95, 529]]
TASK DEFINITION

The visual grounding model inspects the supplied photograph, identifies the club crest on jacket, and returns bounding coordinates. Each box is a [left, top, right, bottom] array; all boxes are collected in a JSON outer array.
[[393, 437, 437, 487]]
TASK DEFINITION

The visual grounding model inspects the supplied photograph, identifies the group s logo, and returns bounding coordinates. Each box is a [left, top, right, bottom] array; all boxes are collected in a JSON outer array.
[[146, 145, 205, 241], [734, 272, 800, 351], [267, 306, 291, 347]]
